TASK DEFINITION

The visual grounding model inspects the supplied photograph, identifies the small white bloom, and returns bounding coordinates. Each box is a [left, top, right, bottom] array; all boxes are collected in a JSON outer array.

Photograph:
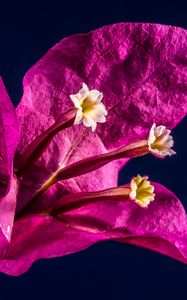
[[129, 175, 155, 208], [148, 123, 176, 158], [70, 83, 107, 131]]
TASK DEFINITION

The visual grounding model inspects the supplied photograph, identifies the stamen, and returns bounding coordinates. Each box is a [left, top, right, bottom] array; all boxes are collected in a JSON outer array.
[[70, 83, 107, 131], [148, 123, 176, 158]]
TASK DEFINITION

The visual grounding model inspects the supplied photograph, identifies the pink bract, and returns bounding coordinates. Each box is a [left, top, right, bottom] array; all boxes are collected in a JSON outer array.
[[1, 183, 187, 276], [0, 79, 19, 244], [0, 22, 186, 275]]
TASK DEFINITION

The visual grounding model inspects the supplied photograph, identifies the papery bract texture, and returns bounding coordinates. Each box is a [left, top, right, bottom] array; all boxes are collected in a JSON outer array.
[[0, 78, 19, 190], [0, 22, 186, 275], [16, 23, 187, 208], [0, 183, 187, 276], [17, 23, 187, 150], [0, 78, 19, 242]]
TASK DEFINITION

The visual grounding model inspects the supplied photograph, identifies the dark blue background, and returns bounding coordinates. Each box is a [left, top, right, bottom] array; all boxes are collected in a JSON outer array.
[[0, 1, 186, 299]]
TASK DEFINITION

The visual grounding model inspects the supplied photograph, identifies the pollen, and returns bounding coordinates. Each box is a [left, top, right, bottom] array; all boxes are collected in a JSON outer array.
[[148, 123, 176, 158], [70, 83, 107, 131], [129, 175, 155, 208]]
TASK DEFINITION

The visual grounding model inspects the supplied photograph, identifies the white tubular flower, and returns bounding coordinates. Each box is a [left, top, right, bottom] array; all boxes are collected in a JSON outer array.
[[70, 83, 107, 132], [129, 175, 155, 208], [148, 123, 176, 158]]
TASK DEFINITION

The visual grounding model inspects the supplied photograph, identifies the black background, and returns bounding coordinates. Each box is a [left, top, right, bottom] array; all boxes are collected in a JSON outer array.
[[0, 1, 187, 299]]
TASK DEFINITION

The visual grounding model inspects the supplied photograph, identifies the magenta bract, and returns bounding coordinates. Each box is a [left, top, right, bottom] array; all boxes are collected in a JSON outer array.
[[0, 78, 19, 242], [0, 22, 187, 275], [1, 183, 187, 276]]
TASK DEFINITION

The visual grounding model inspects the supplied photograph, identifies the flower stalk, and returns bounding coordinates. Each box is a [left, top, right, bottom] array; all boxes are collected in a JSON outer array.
[[50, 186, 131, 216], [55, 139, 149, 181], [49, 175, 155, 216]]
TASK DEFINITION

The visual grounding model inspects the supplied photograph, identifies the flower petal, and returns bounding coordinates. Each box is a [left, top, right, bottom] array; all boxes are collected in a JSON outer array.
[[79, 83, 89, 99], [89, 90, 103, 101], [69, 95, 81, 108]]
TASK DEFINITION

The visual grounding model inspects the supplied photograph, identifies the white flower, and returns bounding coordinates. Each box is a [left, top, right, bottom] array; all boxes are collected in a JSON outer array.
[[148, 123, 176, 158], [70, 83, 107, 131], [129, 175, 155, 208]]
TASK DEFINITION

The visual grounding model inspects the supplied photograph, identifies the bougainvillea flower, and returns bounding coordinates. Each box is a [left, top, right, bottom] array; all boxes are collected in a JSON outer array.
[[148, 123, 176, 158], [0, 22, 187, 276], [70, 83, 107, 131]]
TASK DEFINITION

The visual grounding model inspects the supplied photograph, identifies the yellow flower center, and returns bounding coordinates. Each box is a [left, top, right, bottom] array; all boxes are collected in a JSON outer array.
[[130, 175, 155, 207], [81, 97, 97, 114], [70, 83, 107, 131]]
